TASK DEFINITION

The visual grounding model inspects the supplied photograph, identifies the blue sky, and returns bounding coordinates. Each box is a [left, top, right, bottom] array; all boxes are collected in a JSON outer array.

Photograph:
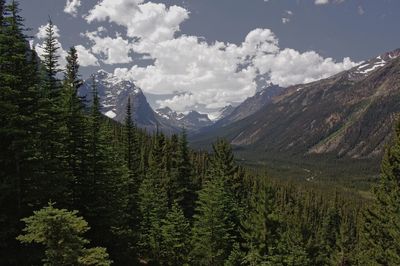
[[18, 0, 400, 114]]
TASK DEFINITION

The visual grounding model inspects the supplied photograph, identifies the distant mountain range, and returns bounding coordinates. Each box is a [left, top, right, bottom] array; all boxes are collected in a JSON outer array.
[[79, 48, 400, 162], [79, 70, 214, 133], [191, 48, 400, 160]]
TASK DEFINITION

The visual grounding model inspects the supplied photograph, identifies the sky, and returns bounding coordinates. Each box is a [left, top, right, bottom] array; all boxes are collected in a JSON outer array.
[[18, 0, 400, 115]]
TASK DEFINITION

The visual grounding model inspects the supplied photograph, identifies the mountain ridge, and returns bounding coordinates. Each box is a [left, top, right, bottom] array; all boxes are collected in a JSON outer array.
[[191, 48, 400, 160]]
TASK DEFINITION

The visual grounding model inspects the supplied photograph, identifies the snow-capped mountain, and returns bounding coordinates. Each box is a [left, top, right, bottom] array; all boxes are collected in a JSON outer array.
[[347, 48, 400, 81], [79, 70, 214, 133], [156, 107, 213, 132], [79, 70, 177, 133]]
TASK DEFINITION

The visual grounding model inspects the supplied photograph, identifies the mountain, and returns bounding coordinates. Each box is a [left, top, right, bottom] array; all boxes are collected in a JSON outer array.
[[214, 84, 284, 127], [192, 49, 400, 160], [217, 105, 235, 120], [80, 70, 177, 133], [156, 107, 213, 132], [79, 70, 213, 133]]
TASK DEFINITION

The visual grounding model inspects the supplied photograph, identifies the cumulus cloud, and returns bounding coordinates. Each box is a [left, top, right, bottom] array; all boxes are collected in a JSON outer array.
[[64, 0, 81, 17], [85, 31, 134, 64], [254, 49, 357, 87], [86, 0, 189, 43], [82, 1, 358, 113], [113, 34, 258, 110], [75, 45, 99, 67]]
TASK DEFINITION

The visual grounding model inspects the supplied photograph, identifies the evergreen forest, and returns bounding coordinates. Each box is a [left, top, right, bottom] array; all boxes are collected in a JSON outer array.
[[1, 2, 400, 265]]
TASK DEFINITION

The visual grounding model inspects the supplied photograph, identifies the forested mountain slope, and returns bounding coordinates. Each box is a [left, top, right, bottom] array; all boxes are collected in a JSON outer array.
[[193, 49, 400, 160]]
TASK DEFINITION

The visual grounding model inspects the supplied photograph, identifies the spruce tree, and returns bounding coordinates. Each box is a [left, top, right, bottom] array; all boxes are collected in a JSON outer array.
[[122, 96, 141, 261], [160, 202, 191, 265], [0, 2, 45, 264], [35, 18, 71, 207], [190, 176, 235, 265], [240, 179, 280, 265], [62, 47, 87, 206], [170, 130, 196, 218], [358, 121, 400, 264], [138, 133, 169, 263], [17, 203, 112, 266], [80, 77, 129, 262]]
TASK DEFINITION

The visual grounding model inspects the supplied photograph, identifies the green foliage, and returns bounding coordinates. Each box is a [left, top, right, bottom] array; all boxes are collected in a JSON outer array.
[[358, 121, 400, 265], [17, 203, 112, 266], [240, 179, 280, 265], [190, 176, 235, 265], [160, 202, 191, 265]]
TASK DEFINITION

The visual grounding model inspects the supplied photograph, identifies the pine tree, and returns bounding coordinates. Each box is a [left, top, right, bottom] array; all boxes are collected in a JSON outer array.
[[62, 47, 88, 206], [42, 19, 61, 91], [121, 96, 141, 261], [190, 176, 235, 265], [240, 179, 280, 265], [170, 130, 196, 218], [80, 77, 129, 262], [138, 133, 169, 263], [160, 202, 191, 265], [34, 18, 71, 207], [315, 199, 341, 265], [0, 2, 46, 264], [17, 203, 112, 266], [358, 121, 400, 264], [124, 96, 140, 178]]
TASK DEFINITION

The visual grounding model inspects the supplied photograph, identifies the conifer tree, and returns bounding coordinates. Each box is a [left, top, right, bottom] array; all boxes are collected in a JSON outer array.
[[138, 133, 169, 262], [122, 96, 141, 261], [17, 203, 112, 266], [62, 47, 87, 206], [35, 18, 71, 207], [81, 77, 128, 261], [170, 130, 196, 218], [0, 2, 45, 264], [160, 202, 191, 265], [190, 176, 235, 265], [240, 179, 280, 265], [42, 19, 60, 91], [358, 121, 400, 265]]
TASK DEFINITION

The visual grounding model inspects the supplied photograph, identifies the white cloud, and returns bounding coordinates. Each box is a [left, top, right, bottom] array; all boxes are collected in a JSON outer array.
[[85, 0, 189, 43], [315, 0, 346, 5], [75, 45, 99, 67], [315, 0, 329, 4], [254, 49, 357, 87], [83, 1, 358, 113], [85, 31, 134, 64], [64, 0, 81, 17], [282, 10, 293, 24]]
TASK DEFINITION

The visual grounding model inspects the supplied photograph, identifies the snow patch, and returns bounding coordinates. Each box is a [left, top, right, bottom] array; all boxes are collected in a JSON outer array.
[[105, 110, 116, 119]]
